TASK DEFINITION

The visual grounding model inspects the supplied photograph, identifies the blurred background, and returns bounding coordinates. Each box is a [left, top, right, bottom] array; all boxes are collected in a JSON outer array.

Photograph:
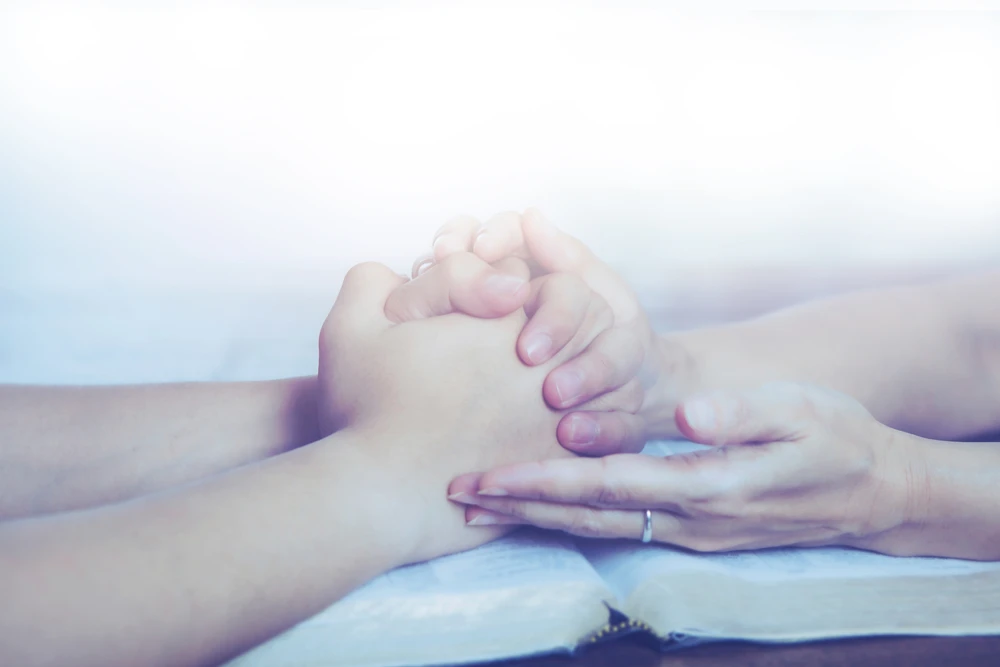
[[2, 4, 999, 384]]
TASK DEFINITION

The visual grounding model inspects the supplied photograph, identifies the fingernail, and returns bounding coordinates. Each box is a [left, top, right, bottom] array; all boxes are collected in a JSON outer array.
[[684, 399, 719, 432], [413, 258, 434, 276], [484, 273, 527, 298], [467, 514, 499, 526], [473, 229, 492, 254], [553, 369, 585, 406], [567, 414, 600, 446], [467, 512, 522, 526], [524, 333, 553, 364], [448, 492, 477, 504], [478, 487, 508, 496]]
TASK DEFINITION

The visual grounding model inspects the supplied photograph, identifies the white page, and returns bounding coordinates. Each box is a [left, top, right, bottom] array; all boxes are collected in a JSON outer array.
[[227, 529, 613, 667], [581, 540, 1000, 604], [308, 529, 607, 617]]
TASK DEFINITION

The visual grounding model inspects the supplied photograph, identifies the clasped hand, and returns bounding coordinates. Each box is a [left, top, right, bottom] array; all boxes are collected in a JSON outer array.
[[415, 209, 925, 555]]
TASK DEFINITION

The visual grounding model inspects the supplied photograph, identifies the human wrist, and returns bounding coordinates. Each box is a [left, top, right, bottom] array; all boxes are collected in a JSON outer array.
[[639, 333, 699, 439], [305, 430, 430, 570], [849, 426, 935, 556]]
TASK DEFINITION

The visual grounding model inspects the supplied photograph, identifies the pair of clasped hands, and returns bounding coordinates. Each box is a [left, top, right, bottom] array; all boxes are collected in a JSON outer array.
[[319, 208, 913, 563]]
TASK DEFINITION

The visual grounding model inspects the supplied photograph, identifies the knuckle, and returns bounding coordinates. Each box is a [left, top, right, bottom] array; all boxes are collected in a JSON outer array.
[[545, 272, 589, 302], [593, 484, 633, 507], [434, 215, 480, 241], [589, 456, 632, 506], [620, 379, 645, 413], [485, 210, 520, 231], [343, 261, 386, 285], [567, 509, 607, 538], [440, 251, 483, 278], [592, 296, 614, 330], [584, 347, 617, 387]]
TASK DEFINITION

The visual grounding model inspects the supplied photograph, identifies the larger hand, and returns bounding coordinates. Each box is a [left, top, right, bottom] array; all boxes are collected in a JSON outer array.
[[428, 209, 690, 451], [448, 382, 925, 556]]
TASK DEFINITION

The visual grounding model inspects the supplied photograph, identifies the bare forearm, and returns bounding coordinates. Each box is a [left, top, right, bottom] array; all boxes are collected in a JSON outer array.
[[0, 434, 419, 667], [657, 271, 1000, 440], [0, 378, 319, 518]]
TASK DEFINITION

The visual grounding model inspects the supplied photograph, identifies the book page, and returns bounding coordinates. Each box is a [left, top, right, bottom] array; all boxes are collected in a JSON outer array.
[[582, 540, 1000, 601], [227, 529, 614, 667]]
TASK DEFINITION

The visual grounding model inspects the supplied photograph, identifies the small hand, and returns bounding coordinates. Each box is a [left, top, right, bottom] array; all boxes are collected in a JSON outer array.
[[316, 256, 622, 562], [423, 209, 685, 453], [448, 382, 923, 555]]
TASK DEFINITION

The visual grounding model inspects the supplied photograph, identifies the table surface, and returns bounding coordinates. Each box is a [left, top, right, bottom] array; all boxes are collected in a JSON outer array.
[[488, 635, 1000, 667]]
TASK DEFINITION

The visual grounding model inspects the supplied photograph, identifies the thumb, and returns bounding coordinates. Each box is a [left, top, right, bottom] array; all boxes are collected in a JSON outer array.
[[384, 253, 530, 323], [676, 383, 811, 446], [521, 208, 641, 321], [520, 207, 598, 274], [327, 262, 408, 334]]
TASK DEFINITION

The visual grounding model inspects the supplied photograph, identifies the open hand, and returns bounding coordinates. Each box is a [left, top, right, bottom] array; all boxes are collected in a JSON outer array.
[[448, 382, 923, 556]]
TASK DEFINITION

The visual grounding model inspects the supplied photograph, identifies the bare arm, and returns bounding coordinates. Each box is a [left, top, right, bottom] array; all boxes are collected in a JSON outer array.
[[0, 434, 416, 667], [660, 270, 1000, 440], [0, 378, 320, 519], [0, 256, 608, 667]]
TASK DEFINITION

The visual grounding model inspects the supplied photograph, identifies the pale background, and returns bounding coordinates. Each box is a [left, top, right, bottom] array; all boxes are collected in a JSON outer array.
[[1, 4, 998, 384]]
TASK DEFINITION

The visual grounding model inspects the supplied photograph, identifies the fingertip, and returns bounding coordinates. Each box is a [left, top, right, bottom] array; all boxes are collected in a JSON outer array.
[[518, 330, 555, 366], [557, 412, 600, 451], [411, 254, 434, 279], [448, 472, 484, 499], [433, 234, 466, 263], [543, 366, 587, 409], [482, 272, 530, 313], [472, 230, 500, 263], [676, 396, 731, 445], [466, 507, 524, 527]]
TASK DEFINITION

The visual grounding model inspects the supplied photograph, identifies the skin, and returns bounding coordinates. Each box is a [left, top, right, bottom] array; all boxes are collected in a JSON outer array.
[[0, 253, 633, 521], [429, 209, 1000, 560], [0, 253, 631, 667], [450, 382, 1000, 560], [423, 210, 667, 455]]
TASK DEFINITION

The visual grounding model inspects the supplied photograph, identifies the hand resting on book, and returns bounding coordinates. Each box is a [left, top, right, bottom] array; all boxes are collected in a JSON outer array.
[[448, 382, 925, 552], [449, 380, 1000, 560]]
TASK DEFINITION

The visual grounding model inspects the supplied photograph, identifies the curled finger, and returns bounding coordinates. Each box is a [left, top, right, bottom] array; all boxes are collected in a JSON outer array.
[[472, 210, 528, 264], [385, 253, 529, 323], [432, 215, 482, 263], [556, 410, 647, 456], [516, 273, 605, 366], [543, 326, 644, 410], [464, 499, 679, 542]]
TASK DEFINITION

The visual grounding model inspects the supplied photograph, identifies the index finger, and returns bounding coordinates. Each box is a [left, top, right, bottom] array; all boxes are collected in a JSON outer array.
[[471, 455, 677, 510], [469, 446, 799, 510], [432, 215, 483, 263], [385, 254, 530, 323], [472, 210, 529, 264]]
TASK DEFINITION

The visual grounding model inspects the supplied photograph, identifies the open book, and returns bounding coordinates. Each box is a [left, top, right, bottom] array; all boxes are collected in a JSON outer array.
[[226, 442, 1000, 667]]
